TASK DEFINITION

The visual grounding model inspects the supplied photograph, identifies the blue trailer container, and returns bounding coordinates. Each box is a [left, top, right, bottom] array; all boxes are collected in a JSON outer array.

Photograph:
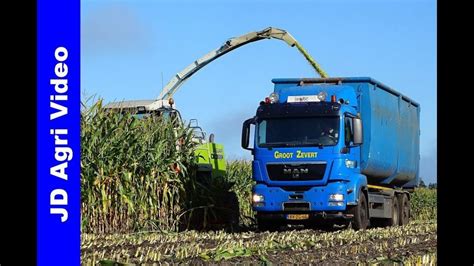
[[242, 77, 420, 231], [357, 78, 420, 187], [273, 77, 420, 187]]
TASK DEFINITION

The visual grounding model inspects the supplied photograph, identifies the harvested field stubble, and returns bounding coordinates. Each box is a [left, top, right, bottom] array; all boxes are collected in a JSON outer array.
[[81, 221, 436, 265]]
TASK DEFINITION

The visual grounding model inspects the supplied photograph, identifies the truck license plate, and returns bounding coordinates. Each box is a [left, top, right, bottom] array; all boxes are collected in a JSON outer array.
[[287, 214, 309, 220]]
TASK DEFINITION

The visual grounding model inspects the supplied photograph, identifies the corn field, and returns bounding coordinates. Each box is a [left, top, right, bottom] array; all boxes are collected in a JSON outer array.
[[225, 159, 254, 226], [410, 187, 437, 221], [81, 100, 437, 264], [81, 100, 236, 233]]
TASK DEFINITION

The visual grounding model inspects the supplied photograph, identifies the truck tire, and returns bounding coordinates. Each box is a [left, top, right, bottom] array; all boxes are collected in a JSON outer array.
[[384, 196, 399, 226], [398, 193, 410, 226], [348, 192, 368, 230]]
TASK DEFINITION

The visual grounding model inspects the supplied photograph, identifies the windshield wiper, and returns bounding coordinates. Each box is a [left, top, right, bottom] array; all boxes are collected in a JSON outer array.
[[284, 141, 302, 147], [261, 140, 334, 148], [299, 141, 325, 148], [260, 141, 301, 148]]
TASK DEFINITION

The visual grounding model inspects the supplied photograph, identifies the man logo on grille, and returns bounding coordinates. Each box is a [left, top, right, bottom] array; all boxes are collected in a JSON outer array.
[[283, 168, 309, 178]]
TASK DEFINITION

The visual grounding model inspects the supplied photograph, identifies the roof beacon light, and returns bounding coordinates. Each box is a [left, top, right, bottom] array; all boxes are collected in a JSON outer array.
[[169, 98, 175, 106], [269, 92, 279, 103], [317, 91, 328, 102], [331, 95, 336, 103], [264, 97, 271, 104]]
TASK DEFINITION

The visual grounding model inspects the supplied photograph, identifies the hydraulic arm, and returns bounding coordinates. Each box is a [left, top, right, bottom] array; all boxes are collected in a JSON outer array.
[[157, 27, 328, 101]]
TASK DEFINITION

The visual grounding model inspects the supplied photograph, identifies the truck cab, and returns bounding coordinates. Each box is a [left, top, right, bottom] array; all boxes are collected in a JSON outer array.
[[242, 77, 420, 230]]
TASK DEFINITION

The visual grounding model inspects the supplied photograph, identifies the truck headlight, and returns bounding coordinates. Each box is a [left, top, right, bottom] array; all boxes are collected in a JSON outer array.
[[329, 193, 344, 201], [317, 91, 328, 101], [345, 159, 357, 168], [269, 92, 279, 103], [252, 193, 265, 203]]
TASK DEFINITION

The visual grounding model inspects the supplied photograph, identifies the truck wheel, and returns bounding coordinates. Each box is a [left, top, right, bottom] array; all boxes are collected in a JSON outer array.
[[398, 193, 410, 226], [384, 196, 399, 226], [348, 192, 368, 230]]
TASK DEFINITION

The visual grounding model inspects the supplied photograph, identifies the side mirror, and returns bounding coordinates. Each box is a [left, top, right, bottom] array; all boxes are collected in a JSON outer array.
[[209, 133, 215, 143], [241, 118, 254, 150], [353, 117, 363, 145]]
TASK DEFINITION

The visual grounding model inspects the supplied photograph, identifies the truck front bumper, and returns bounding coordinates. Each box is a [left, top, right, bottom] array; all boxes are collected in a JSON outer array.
[[256, 211, 353, 223], [252, 182, 349, 212]]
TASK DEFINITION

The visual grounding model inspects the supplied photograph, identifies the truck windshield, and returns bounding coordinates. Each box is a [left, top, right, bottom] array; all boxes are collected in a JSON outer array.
[[257, 116, 340, 147]]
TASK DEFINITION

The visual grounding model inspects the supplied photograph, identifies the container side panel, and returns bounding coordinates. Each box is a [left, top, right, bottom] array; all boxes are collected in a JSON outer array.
[[359, 83, 371, 172], [395, 99, 420, 184], [361, 84, 399, 180]]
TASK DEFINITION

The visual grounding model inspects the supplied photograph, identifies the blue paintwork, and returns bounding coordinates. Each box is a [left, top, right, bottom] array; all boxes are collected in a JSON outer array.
[[247, 77, 420, 215], [253, 181, 348, 212]]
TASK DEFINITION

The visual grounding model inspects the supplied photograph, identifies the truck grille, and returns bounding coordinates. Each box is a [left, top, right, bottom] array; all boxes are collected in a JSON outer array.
[[281, 186, 312, 192], [266, 163, 326, 181], [283, 202, 310, 211]]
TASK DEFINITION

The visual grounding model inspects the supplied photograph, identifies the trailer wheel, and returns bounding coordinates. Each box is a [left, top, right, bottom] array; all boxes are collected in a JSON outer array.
[[398, 194, 410, 226], [348, 192, 368, 230], [384, 196, 399, 226]]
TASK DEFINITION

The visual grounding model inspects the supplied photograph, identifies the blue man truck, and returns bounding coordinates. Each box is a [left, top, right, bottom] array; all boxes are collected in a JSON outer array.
[[241, 77, 420, 230]]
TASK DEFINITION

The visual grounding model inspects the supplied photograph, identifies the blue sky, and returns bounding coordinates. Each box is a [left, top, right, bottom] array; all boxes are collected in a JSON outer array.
[[81, 0, 437, 184]]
